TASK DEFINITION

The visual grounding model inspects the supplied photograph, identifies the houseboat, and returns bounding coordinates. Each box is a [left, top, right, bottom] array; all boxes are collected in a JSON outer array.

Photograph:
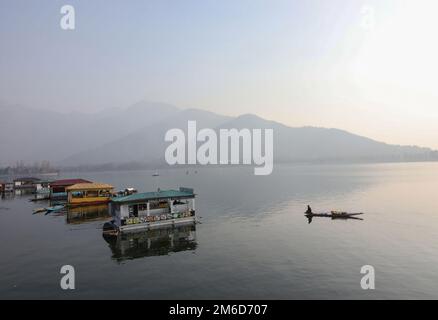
[[49, 178, 92, 200], [66, 182, 114, 207], [35, 181, 51, 194], [104, 187, 196, 234], [13, 177, 40, 190]]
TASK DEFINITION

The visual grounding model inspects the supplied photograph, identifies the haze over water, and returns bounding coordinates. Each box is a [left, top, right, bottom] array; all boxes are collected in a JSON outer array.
[[1, 162, 438, 299]]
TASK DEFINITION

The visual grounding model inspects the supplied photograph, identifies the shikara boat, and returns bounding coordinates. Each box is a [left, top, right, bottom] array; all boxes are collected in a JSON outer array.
[[305, 211, 364, 218]]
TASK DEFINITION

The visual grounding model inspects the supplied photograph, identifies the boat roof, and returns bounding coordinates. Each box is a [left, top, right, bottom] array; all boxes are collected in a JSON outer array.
[[66, 182, 114, 191], [14, 177, 40, 182], [112, 189, 195, 204], [51, 179, 92, 187]]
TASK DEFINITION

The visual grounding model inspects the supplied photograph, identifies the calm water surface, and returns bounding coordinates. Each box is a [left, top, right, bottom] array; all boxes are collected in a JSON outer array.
[[1, 163, 438, 299]]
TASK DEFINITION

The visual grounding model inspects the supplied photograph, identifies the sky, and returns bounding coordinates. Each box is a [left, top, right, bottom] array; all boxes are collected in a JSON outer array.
[[1, 0, 438, 148]]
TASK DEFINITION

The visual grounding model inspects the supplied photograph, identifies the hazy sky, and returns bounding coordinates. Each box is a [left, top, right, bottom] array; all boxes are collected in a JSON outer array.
[[1, 0, 438, 148]]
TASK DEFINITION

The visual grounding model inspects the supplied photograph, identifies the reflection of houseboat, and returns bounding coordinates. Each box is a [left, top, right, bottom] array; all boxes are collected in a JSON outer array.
[[66, 182, 114, 207], [13, 177, 40, 190], [1, 182, 13, 197], [49, 179, 91, 200], [4, 182, 14, 193], [103, 224, 197, 262], [66, 204, 111, 224], [104, 187, 196, 233]]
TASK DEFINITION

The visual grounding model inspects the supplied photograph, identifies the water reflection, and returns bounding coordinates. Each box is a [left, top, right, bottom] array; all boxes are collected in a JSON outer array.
[[103, 224, 197, 262], [1, 192, 15, 200], [13, 189, 34, 196], [305, 214, 364, 224], [66, 204, 111, 224]]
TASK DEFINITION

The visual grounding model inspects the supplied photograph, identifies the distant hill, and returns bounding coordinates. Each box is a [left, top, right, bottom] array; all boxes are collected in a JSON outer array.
[[1, 101, 437, 168], [62, 108, 232, 165], [219, 114, 438, 163], [0, 101, 179, 165]]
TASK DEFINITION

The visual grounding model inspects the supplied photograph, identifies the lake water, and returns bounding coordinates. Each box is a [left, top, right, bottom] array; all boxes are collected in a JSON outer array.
[[1, 162, 438, 299]]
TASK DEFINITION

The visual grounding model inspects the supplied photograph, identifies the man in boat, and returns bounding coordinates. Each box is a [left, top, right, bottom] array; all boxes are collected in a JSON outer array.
[[305, 205, 312, 214]]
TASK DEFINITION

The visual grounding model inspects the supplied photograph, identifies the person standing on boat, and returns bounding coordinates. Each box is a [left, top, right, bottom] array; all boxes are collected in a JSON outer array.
[[305, 205, 312, 214]]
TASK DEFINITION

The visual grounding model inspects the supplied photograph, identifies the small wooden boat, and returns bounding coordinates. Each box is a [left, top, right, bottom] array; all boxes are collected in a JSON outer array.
[[45, 205, 65, 214], [304, 210, 364, 224], [305, 211, 363, 218], [32, 208, 47, 214]]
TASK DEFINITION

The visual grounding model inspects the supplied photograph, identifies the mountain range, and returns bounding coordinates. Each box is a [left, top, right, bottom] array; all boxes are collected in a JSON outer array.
[[1, 101, 437, 168]]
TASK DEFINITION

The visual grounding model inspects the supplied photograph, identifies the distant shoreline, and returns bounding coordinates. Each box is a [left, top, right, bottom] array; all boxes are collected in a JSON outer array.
[[2, 159, 438, 178]]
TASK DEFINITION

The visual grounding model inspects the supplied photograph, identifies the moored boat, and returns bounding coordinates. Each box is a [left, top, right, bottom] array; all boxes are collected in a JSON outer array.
[[65, 182, 114, 207], [49, 179, 92, 200], [32, 207, 47, 214], [104, 187, 196, 234]]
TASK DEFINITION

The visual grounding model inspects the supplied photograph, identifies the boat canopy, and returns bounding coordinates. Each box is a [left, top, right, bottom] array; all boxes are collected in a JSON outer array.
[[66, 182, 114, 191], [14, 177, 40, 183], [50, 179, 91, 187], [112, 188, 195, 205]]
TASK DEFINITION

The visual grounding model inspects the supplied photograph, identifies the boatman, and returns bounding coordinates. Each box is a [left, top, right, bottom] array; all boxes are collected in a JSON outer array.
[[305, 205, 312, 214]]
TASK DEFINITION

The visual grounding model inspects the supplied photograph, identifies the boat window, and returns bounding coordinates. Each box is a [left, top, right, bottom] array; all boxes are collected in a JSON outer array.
[[149, 201, 160, 209], [72, 191, 85, 198], [128, 205, 139, 217], [87, 190, 99, 197]]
